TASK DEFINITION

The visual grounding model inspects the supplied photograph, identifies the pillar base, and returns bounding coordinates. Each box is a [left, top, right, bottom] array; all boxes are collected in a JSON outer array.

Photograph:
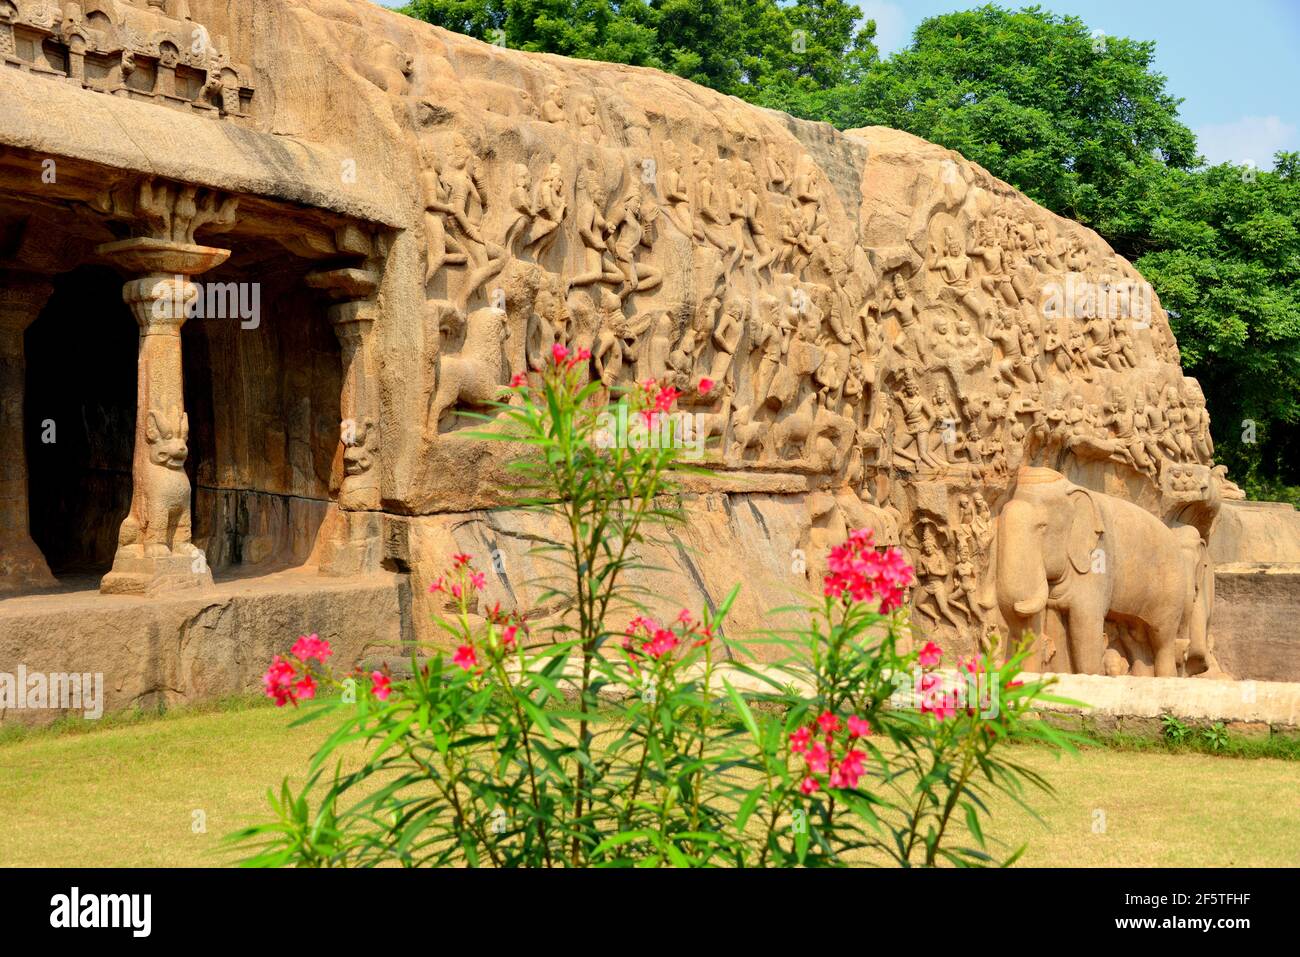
[[100, 547, 214, 596], [0, 537, 57, 595]]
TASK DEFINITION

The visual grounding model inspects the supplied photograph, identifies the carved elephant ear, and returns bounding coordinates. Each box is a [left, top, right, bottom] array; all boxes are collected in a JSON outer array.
[[146, 410, 169, 443], [1066, 487, 1104, 576], [179, 411, 189, 442]]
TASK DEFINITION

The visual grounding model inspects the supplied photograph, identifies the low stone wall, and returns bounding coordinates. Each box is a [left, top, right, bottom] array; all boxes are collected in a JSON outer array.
[[1210, 565, 1300, 683], [0, 570, 410, 727], [1029, 672, 1300, 738]]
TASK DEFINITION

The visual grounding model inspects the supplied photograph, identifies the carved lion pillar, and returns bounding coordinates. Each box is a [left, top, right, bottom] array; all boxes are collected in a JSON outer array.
[[95, 237, 229, 595], [305, 267, 382, 511], [0, 275, 57, 594]]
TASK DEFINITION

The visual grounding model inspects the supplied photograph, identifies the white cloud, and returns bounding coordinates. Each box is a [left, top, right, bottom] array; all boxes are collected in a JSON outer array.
[[1194, 115, 1299, 170], [857, 1, 909, 58]]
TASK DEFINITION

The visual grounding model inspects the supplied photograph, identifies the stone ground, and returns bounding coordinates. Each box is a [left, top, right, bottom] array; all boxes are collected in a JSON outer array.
[[0, 702, 1295, 867]]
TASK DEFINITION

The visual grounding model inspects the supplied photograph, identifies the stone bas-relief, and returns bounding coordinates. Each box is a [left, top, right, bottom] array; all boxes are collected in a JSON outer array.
[[0, 0, 253, 117], [1, 0, 1296, 720]]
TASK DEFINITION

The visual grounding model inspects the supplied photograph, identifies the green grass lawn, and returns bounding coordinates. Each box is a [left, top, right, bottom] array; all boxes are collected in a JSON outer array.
[[1, 702, 1296, 867]]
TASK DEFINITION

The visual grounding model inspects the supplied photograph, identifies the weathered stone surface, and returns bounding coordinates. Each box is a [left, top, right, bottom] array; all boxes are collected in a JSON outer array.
[[0, 0, 1296, 719], [0, 569, 407, 727]]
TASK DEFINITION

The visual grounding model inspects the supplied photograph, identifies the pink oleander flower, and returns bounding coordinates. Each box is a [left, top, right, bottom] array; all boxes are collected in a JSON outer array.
[[919, 672, 956, 721], [830, 750, 867, 790], [676, 609, 693, 624], [816, 711, 841, 734], [294, 674, 317, 701], [790, 726, 812, 754], [918, 641, 943, 668], [841, 748, 867, 775], [290, 633, 333, 665], [805, 741, 830, 775], [262, 655, 297, 708], [510, 372, 527, 388], [643, 628, 680, 660], [653, 385, 680, 414], [469, 571, 487, 590], [371, 670, 392, 701], [822, 528, 914, 614], [800, 776, 820, 796], [501, 624, 518, 649], [450, 583, 463, 599], [552, 343, 569, 363], [847, 715, 871, 738], [429, 577, 446, 594], [452, 553, 473, 568], [453, 644, 478, 672], [698, 377, 714, 395]]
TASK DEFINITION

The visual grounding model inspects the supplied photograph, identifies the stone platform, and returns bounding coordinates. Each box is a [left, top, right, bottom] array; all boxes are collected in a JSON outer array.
[[0, 569, 410, 727]]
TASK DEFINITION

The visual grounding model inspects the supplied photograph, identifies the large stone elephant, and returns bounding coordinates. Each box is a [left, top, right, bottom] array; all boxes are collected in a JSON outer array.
[[993, 466, 1208, 677]]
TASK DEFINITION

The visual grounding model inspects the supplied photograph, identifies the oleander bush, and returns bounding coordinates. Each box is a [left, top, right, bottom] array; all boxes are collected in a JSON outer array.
[[231, 348, 1074, 867]]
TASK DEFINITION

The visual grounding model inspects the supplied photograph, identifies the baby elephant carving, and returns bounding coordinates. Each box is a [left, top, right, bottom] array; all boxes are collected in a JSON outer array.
[[118, 407, 193, 558]]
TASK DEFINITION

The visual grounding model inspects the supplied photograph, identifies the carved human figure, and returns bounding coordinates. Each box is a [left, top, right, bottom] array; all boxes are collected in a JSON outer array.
[[608, 189, 662, 300], [577, 94, 602, 142], [541, 84, 566, 123], [929, 227, 983, 318], [777, 200, 813, 276], [1102, 390, 1154, 475], [708, 296, 747, 391], [524, 162, 567, 260], [1042, 317, 1070, 376], [695, 157, 741, 273], [913, 528, 965, 630], [988, 306, 1036, 386], [892, 371, 941, 471], [749, 292, 787, 408], [567, 168, 623, 292], [419, 143, 469, 285], [592, 291, 652, 389], [971, 217, 1021, 306], [658, 143, 694, 237]]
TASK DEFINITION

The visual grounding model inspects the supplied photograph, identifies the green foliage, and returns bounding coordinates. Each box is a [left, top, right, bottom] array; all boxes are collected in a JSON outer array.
[[230, 356, 1070, 867], [1161, 713, 1191, 745], [1133, 154, 1300, 488], [1200, 721, 1229, 752], [404, 0, 878, 97]]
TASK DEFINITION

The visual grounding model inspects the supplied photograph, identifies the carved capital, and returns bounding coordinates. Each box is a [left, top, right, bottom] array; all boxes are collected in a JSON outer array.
[[95, 179, 239, 246], [0, 274, 55, 341]]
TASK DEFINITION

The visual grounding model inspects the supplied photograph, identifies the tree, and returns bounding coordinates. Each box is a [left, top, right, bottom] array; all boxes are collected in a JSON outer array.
[[1135, 154, 1300, 493], [800, 5, 1198, 255], [404, 0, 877, 97]]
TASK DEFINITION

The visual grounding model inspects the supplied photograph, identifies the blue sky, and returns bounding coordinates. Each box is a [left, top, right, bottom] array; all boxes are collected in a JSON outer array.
[[373, 0, 1300, 167]]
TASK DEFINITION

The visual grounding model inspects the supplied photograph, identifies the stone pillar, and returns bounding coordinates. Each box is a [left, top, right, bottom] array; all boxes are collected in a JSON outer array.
[[0, 275, 57, 595], [96, 237, 229, 595], [305, 267, 381, 511]]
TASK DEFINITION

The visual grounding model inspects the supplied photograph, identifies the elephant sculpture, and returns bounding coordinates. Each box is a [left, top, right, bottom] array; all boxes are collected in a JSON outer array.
[[993, 466, 1209, 677]]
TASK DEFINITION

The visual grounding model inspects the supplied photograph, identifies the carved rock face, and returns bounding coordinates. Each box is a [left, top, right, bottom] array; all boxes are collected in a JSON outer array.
[[0, 0, 1267, 680]]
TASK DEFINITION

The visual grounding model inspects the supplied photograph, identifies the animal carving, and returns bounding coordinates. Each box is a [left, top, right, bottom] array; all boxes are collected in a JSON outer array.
[[427, 306, 513, 433], [342, 417, 379, 476], [994, 466, 1209, 677], [768, 391, 818, 461], [117, 407, 193, 558]]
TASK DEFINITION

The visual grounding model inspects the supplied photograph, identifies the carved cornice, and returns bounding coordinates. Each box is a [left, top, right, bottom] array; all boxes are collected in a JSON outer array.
[[0, 0, 254, 119]]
